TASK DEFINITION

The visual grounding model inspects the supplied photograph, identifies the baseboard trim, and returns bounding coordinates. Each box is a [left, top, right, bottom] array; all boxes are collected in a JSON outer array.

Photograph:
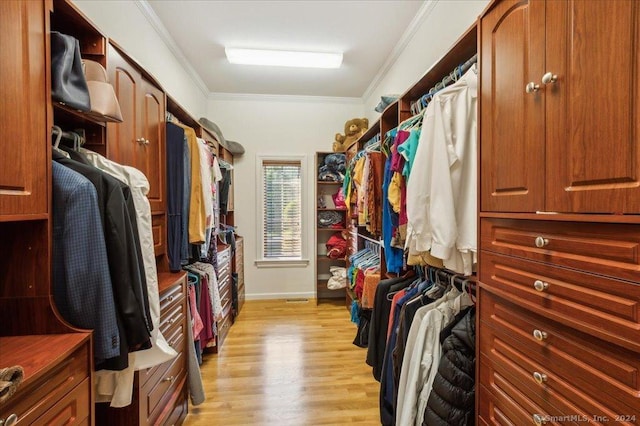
[[245, 291, 316, 301]]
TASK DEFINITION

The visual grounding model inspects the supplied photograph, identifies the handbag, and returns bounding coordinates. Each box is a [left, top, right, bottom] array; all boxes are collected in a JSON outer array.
[[82, 59, 124, 122], [50, 32, 91, 112]]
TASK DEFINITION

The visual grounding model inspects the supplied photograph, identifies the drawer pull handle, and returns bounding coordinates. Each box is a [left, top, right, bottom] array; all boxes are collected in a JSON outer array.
[[533, 371, 548, 384], [169, 318, 176, 325], [533, 280, 549, 292], [163, 375, 175, 382], [167, 295, 175, 303], [532, 414, 547, 425], [533, 329, 548, 341], [1, 414, 19, 426], [534, 236, 549, 248]]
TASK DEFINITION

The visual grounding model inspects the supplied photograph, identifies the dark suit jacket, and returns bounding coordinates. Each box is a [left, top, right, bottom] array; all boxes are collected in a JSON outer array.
[[52, 162, 121, 364], [54, 152, 152, 370]]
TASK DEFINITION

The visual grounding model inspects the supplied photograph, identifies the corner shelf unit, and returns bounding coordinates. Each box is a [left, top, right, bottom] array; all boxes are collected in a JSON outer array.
[[314, 152, 348, 303]]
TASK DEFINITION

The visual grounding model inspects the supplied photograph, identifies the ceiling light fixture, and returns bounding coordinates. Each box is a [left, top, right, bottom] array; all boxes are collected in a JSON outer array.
[[225, 48, 343, 69]]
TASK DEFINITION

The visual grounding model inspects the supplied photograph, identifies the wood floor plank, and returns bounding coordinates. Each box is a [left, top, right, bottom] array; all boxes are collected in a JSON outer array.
[[183, 299, 380, 425]]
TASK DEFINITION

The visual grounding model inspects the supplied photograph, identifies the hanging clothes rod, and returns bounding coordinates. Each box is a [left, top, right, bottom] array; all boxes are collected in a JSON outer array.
[[424, 265, 476, 293], [410, 54, 478, 115]]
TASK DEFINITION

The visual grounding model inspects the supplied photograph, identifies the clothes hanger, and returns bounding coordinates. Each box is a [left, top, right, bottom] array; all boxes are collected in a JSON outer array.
[[51, 125, 70, 158]]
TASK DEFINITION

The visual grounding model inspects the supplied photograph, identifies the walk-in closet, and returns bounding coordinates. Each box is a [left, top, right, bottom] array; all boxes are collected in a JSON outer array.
[[1, 0, 638, 425]]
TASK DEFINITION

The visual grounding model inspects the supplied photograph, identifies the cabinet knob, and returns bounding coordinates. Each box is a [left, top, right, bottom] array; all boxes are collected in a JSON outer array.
[[169, 318, 176, 324], [162, 375, 175, 382], [136, 137, 145, 144], [533, 280, 549, 292], [525, 82, 540, 93], [1, 414, 19, 426], [534, 236, 549, 248], [533, 371, 548, 384], [167, 295, 175, 303], [144, 138, 150, 145], [542, 72, 558, 85], [533, 414, 548, 425], [533, 329, 548, 341]]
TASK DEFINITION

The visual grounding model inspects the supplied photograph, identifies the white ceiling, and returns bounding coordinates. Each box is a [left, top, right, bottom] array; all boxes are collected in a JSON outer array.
[[146, 0, 424, 98]]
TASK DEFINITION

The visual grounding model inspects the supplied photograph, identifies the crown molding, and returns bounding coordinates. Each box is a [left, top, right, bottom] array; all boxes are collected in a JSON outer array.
[[209, 92, 363, 105], [361, 0, 439, 102], [135, 0, 210, 97]]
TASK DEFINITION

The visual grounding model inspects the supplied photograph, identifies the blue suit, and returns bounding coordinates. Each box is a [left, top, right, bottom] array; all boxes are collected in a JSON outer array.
[[52, 162, 120, 363]]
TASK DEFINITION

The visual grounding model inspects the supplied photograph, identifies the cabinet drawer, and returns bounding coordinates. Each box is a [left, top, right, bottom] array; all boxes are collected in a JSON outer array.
[[35, 377, 90, 426], [160, 302, 185, 337], [480, 218, 640, 283], [152, 214, 166, 257], [480, 289, 640, 418], [217, 246, 231, 266], [141, 319, 184, 389], [220, 286, 232, 311], [159, 282, 185, 318], [478, 383, 551, 426], [144, 351, 185, 424], [480, 251, 640, 352], [3, 344, 89, 424]]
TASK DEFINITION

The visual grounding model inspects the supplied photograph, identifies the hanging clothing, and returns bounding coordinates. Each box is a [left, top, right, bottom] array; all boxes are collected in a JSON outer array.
[[54, 151, 152, 356], [173, 123, 206, 244], [219, 167, 232, 215], [166, 122, 187, 272], [52, 162, 120, 364], [423, 307, 476, 426], [366, 151, 384, 236], [406, 68, 478, 276], [382, 154, 404, 274], [396, 288, 473, 426], [366, 276, 414, 381], [80, 149, 178, 407]]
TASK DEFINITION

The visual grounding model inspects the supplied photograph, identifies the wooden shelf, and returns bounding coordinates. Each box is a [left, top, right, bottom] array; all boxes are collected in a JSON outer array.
[[317, 256, 347, 262], [53, 103, 107, 128], [157, 271, 187, 294]]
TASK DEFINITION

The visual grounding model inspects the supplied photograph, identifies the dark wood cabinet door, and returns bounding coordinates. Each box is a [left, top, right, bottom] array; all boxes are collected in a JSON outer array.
[[480, 0, 546, 212], [0, 0, 48, 219], [141, 79, 165, 214], [545, 0, 640, 214], [107, 45, 140, 169]]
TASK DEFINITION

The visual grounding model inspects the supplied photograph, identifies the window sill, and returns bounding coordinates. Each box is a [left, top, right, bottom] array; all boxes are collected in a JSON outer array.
[[255, 259, 310, 268]]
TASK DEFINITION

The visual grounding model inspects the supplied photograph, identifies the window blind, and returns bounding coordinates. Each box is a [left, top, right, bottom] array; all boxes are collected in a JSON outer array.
[[262, 161, 302, 258]]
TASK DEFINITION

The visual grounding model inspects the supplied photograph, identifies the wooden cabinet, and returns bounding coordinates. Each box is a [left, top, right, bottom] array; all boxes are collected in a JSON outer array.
[[0, 2, 94, 424], [545, 0, 640, 214], [480, 0, 640, 214], [107, 44, 166, 215], [478, 1, 640, 422], [0, 0, 49, 219], [479, 0, 545, 213], [315, 152, 348, 303], [0, 335, 92, 426], [96, 273, 188, 426], [234, 236, 245, 314], [214, 245, 234, 351]]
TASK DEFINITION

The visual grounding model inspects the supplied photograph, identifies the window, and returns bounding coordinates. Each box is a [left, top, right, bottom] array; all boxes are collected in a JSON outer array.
[[256, 155, 308, 267]]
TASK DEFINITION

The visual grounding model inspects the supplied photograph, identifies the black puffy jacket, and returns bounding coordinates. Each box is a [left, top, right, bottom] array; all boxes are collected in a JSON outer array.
[[423, 307, 476, 426]]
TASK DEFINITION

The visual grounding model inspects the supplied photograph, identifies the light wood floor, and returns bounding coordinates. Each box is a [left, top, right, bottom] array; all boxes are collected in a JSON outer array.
[[183, 298, 380, 425]]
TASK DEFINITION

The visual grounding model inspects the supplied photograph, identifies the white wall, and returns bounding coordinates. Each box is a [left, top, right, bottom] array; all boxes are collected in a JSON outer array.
[[363, 0, 489, 123], [73, 0, 207, 118], [207, 95, 364, 299]]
